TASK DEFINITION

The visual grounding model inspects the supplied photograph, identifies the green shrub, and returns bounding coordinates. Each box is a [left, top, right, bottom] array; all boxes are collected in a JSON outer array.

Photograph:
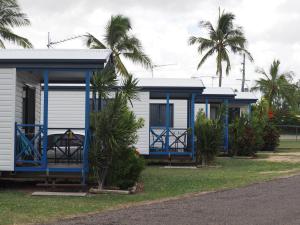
[[106, 147, 145, 189], [90, 93, 144, 189], [229, 115, 257, 156], [261, 124, 280, 151], [195, 111, 223, 166]]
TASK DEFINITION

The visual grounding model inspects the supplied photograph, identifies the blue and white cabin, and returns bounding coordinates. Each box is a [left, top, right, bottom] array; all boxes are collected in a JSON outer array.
[[43, 79, 258, 159], [0, 49, 112, 182], [0, 49, 258, 181]]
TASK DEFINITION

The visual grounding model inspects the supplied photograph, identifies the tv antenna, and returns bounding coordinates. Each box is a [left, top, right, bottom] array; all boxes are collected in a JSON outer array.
[[191, 75, 218, 87], [47, 32, 85, 48], [151, 63, 176, 78]]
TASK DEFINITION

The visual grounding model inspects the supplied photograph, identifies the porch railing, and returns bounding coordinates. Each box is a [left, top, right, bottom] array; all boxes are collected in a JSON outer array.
[[149, 127, 190, 152], [47, 128, 84, 164], [15, 124, 44, 166]]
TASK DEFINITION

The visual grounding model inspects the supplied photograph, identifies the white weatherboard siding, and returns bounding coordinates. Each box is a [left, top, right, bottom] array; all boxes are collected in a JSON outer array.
[[41, 91, 85, 135], [15, 72, 41, 124], [0, 68, 16, 171], [194, 104, 210, 119], [129, 92, 150, 155]]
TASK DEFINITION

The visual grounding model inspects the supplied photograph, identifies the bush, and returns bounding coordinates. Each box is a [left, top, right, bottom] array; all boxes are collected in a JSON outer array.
[[229, 115, 257, 156], [261, 124, 280, 151], [195, 111, 223, 166], [106, 147, 145, 189], [90, 94, 144, 189]]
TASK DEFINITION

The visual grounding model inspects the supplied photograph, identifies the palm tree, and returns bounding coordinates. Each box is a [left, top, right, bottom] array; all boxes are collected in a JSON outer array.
[[188, 8, 252, 87], [252, 59, 296, 111], [90, 66, 142, 189], [0, 0, 32, 48], [86, 14, 151, 76]]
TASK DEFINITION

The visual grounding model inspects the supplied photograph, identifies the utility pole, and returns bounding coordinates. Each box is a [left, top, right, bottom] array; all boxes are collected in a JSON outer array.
[[241, 53, 246, 92]]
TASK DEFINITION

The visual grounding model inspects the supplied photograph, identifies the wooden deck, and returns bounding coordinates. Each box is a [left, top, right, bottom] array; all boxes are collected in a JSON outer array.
[[47, 163, 83, 169]]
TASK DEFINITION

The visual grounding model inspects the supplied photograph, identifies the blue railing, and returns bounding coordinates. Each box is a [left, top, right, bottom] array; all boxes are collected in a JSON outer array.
[[47, 128, 85, 164], [149, 127, 189, 152], [15, 124, 44, 166]]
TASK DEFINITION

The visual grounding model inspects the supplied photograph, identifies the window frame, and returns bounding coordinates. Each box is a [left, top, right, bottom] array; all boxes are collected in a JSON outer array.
[[149, 103, 174, 128]]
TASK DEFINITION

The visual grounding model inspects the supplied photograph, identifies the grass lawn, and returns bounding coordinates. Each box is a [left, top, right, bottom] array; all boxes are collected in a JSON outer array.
[[1, 157, 300, 225], [278, 140, 300, 150]]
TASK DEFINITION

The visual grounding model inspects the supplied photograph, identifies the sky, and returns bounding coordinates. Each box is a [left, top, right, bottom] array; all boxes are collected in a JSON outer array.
[[12, 0, 300, 90]]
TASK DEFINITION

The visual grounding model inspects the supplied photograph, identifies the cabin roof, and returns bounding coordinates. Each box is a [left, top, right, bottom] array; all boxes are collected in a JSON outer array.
[[234, 92, 258, 100], [0, 49, 112, 69], [137, 78, 205, 89], [203, 87, 235, 96]]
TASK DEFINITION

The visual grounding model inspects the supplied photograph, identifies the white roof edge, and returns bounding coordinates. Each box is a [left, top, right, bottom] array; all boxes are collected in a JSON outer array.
[[0, 49, 112, 60], [203, 87, 235, 95], [234, 91, 258, 100], [136, 78, 205, 88]]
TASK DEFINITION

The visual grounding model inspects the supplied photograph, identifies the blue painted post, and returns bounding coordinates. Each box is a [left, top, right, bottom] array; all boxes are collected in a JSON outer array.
[[92, 90, 96, 112], [191, 93, 195, 160], [205, 97, 209, 118], [42, 70, 49, 168], [165, 93, 170, 152], [84, 71, 91, 172], [224, 99, 229, 152]]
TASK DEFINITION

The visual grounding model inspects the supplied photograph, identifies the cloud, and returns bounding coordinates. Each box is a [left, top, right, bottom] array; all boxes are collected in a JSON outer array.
[[11, 0, 300, 88]]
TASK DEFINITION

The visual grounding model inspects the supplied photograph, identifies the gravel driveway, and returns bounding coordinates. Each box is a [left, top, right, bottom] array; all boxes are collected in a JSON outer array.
[[42, 175, 300, 225]]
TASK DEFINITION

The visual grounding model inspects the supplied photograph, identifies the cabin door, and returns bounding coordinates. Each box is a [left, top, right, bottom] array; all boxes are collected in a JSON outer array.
[[23, 85, 36, 135]]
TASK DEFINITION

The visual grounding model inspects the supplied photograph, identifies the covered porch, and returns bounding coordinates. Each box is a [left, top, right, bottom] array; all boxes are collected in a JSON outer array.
[[142, 79, 205, 159], [0, 49, 111, 182]]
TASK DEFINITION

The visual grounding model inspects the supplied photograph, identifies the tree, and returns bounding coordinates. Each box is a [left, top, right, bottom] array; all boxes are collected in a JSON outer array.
[[86, 14, 152, 76], [188, 8, 252, 87], [195, 110, 223, 166], [252, 59, 296, 111], [90, 67, 144, 189], [0, 0, 32, 48]]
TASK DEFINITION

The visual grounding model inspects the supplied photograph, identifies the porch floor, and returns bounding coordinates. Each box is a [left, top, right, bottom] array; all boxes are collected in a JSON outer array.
[[47, 163, 83, 169]]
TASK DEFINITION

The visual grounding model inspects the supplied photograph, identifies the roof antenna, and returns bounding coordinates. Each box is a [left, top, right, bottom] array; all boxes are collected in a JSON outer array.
[[150, 63, 176, 78], [47, 32, 85, 48]]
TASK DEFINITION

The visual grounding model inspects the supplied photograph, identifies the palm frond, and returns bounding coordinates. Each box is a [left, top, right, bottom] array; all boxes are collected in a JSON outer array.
[[222, 49, 231, 75], [197, 47, 216, 69], [104, 14, 131, 48], [0, 26, 32, 48], [92, 65, 117, 99], [114, 54, 129, 76], [217, 12, 235, 34], [199, 20, 217, 39], [85, 33, 106, 49], [0, 0, 30, 27], [120, 74, 140, 106]]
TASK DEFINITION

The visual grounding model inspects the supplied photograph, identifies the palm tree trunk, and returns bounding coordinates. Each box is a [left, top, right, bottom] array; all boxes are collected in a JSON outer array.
[[218, 51, 223, 87], [218, 63, 223, 87]]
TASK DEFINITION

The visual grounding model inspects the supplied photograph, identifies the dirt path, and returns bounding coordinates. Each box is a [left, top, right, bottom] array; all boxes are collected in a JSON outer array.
[[260, 152, 300, 163], [41, 175, 300, 225]]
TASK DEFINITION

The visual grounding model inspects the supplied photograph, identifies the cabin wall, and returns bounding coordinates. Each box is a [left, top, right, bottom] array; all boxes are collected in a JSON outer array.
[[41, 90, 85, 135], [15, 72, 41, 125], [194, 103, 210, 119], [0, 68, 16, 171], [129, 92, 150, 155]]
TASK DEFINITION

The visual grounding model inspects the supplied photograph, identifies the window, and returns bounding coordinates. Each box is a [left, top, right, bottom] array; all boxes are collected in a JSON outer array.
[[229, 107, 240, 123], [150, 103, 174, 127]]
